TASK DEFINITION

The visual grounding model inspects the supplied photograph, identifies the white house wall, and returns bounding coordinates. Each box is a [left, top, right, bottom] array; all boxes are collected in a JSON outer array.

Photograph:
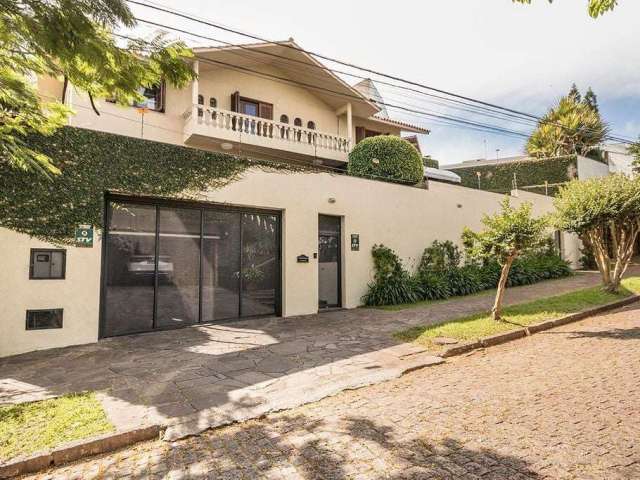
[[0, 169, 577, 358]]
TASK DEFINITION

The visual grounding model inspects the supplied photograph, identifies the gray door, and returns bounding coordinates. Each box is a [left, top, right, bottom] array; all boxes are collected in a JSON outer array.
[[318, 215, 341, 309]]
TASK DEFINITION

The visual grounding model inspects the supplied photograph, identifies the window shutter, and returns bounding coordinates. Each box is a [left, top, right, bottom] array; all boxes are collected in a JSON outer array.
[[355, 126, 365, 144], [259, 103, 273, 120], [231, 91, 240, 112]]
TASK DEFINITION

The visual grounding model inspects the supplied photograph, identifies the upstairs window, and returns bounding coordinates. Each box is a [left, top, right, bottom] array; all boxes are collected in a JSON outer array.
[[294, 117, 302, 127], [231, 92, 273, 119], [197, 94, 204, 105], [280, 114, 289, 124], [133, 83, 165, 112], [307, 121, 316, 130], [209, 97, 217, 108]]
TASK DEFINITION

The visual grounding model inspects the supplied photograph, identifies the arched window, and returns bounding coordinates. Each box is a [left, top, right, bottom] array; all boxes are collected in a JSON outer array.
[[307, 121, 316, 130], [294, 117, 302, 127], [280, 114, 289, 124], [197, 94, 204, 117], [209, 97, 217, 108]]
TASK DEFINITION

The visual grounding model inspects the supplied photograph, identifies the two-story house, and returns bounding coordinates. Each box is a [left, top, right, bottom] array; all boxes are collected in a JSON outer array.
[[41, 40, 428, 167], [0, 40, 578, 357]]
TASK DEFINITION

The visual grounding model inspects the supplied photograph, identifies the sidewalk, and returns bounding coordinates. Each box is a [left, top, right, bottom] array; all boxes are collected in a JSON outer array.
[[0, 270, 615, 441]]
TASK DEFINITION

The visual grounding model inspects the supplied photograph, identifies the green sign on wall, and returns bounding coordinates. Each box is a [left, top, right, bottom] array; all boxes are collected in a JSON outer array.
[[75, 224, 94, 247]]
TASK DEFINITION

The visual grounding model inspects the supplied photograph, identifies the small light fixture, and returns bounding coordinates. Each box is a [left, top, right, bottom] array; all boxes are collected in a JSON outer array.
[[328, 197, 336, 204], [220, 142, 233, 150], [371, 158, 380, 165]]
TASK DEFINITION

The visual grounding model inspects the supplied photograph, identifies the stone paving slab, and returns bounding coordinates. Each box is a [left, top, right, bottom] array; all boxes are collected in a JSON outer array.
[[22, 299, 640, 479], [0, 270, 626, 441]]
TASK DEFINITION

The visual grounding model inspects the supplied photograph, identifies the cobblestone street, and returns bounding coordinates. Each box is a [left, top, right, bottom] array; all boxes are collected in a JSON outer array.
[[27, 301, 640, 479]]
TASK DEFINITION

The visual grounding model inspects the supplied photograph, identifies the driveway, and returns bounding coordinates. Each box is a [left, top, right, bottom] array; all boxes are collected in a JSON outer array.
[[24, 295, 640, 479], [0, 270, 621, 440]]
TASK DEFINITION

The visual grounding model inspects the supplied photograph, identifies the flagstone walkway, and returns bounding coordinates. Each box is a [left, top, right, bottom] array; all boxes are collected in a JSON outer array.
[[0, 270, 621, 441]]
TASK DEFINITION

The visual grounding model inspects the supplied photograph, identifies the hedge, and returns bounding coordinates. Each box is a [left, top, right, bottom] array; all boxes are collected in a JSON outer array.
[[0, 127, 303, 244], [348, 136, 423, 184], [448, 155, 578, 195]]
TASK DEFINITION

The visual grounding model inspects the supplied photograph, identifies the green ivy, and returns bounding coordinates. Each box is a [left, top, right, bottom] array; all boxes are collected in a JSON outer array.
[[423, 157, 439, 169], [0, 126, 302, 244], [448, 155, 577, 195]]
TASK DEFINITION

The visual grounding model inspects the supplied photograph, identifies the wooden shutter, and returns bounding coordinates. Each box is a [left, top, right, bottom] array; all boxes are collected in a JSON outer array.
[[259, 102, 273, 120], [230, 91, 240, 112], [355, 126, 365, 144]]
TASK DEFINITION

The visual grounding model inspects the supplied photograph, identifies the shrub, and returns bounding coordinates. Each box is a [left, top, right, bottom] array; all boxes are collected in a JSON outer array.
[[365, 240, 572, 307], [347, 136, 423, 184], [362, 245, 421, 306], [444, 265, 485, 296], [416, 271, 451, 301], [417, 240, 461, 272]]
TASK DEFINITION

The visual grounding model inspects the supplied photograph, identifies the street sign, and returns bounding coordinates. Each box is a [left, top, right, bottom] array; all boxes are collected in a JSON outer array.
[[351, 234, 360, 251], [75, 224, 93, 247]]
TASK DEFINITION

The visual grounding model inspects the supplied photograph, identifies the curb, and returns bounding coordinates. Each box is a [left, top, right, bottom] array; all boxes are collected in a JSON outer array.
[[0, 425, 161, 479], [441, 294, 640, 358]]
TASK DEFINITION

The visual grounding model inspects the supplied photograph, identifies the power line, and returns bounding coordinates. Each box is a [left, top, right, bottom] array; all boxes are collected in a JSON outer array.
[[125, 0, 636, 145], [117, 32, 537, 141]]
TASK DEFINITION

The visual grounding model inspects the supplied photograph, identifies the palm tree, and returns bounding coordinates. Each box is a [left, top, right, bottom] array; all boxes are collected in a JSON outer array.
[[526, 95, 609, 158]]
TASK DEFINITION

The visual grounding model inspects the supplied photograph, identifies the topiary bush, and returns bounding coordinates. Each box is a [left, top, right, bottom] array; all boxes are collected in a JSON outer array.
[[362, 244, 421, 306], [347, 136, 423, 184]]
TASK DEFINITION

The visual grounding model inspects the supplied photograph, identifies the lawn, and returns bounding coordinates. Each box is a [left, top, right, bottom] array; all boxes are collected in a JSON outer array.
[[394, 276, 640, 350], [0, 392, 114, 461]]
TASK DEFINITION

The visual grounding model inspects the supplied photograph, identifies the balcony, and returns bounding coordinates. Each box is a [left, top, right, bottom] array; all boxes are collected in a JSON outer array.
[[183, 105, 350, 164]]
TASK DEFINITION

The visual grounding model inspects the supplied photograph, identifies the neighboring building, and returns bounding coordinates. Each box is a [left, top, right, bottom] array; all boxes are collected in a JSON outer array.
[[0, 40, 579, 357], [604, 143, 636, 176], [445, 154, 611, 195]]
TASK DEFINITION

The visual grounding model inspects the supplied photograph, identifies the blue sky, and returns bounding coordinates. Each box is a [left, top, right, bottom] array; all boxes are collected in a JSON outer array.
[[127, 0, 640, 165]]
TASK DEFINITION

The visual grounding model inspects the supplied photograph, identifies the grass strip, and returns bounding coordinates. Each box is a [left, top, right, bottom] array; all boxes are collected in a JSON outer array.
[[394, 277, 640, 350], [0, 392, 114, 461]]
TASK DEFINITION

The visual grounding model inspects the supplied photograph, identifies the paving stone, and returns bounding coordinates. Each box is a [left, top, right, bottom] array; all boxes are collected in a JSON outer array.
[[20, 303, 640, 479]]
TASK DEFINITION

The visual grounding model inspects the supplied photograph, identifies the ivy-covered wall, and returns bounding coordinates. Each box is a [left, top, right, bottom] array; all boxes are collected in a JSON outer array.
[[446, 155, 578, 196], [0, 127, 302, 244]]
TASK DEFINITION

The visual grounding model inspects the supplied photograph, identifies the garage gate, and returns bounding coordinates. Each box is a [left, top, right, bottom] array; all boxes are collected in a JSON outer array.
[[100, 195, 281, 337]]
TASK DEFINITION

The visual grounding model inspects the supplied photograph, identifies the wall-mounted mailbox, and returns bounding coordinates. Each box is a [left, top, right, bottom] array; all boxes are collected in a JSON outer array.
[[351, 234, 360, 251], [297, 254, 309, 263]]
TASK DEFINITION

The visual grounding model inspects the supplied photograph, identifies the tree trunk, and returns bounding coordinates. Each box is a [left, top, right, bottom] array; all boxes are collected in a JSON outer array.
[[586, 229, 612, 288], [609, 223, 639, 292], [492, 255, 515, 321]]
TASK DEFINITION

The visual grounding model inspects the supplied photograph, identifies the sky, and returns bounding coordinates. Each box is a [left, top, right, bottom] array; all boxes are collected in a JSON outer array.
[[127, 0, 640, 166]]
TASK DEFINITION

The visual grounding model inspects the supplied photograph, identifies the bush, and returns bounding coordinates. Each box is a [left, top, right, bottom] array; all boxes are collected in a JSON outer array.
[[416, 271, 451, 300], [364, 240, 572, 307], [347, 136, 423, 184], [444, 265, 486, 296], [362, 245, 421, 306], [417, 240, 461, 272]]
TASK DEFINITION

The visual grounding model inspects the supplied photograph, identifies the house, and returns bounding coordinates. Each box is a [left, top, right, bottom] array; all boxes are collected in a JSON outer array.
[[41, 40, 429, 168], [0, 40, 580, 357], [604, 143, 636, 176], [444, 154, 611, 195]]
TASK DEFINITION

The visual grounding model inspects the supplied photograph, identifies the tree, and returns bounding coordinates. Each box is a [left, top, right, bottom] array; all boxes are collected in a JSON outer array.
[[462, 199, 548, 320], [513, 0, 619, 18], [526, 89, 608, 158], [568, 83, 581, 103], [554, 174, 640, 292], [0, 0, 196, 176], [583, 87, 599, 114]]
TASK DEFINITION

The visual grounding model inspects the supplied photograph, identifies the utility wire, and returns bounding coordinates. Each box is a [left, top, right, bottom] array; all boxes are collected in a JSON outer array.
[[126, 0, 636, 145]]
